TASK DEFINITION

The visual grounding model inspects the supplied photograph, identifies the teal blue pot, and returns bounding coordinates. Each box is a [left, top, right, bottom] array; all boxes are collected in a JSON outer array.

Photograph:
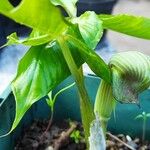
[[0, 75, 150, 149], [53, 75, 150, 140]]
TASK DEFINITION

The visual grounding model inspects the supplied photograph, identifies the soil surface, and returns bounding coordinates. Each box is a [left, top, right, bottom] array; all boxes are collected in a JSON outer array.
[[15, 120, 86, 150], [15, 120, 150, 150]]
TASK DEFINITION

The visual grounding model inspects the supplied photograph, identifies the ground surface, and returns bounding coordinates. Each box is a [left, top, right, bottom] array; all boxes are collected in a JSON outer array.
[[15, 120, 86, 150], [15, 120, 150, 150]]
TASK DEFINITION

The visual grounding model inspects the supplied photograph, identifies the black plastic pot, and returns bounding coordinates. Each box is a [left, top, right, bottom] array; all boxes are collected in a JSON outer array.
[[0, 15, 30, 49], [77, 0, 117, 16], [0, 0, 30, 48]]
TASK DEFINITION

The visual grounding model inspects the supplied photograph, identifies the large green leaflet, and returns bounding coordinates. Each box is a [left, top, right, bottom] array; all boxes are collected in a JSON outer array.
[[6, 11, 103, 48], [51, 0, 78, 17], [99, 14, 150, 39], [0, 0, 66, 35], [10, 42, 83, 132], [71, 11, 103, 49], [1, 0, 78, 47]]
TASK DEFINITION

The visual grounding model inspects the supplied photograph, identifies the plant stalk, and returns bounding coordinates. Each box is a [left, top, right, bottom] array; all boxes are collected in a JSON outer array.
[[94, 80, 116, 135], [142, 118, 146, 142], [40, 110, 54, 142], [57, 36, 95, 148]]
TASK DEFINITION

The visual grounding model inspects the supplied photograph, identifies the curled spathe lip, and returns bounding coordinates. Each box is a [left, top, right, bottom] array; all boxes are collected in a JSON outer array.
[[109, 51, 150, 104]]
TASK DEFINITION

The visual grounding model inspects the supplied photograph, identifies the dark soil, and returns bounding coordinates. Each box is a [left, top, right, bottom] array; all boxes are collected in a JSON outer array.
[[15, 120, 150, 150], [106, 133, 150, 150], [15, 120, 86, 150]]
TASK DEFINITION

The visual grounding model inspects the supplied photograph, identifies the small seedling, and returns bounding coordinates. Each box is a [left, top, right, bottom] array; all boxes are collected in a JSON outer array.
[[45, 82, 75, 132], [70, 129, 82, 144], [69, 120, 84, 144], [135, 111, 150, 142]]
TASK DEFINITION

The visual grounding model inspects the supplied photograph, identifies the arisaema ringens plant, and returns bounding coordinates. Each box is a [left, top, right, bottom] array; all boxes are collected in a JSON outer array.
[[94, 51, 150, 135], [1, 0, 150, 149]]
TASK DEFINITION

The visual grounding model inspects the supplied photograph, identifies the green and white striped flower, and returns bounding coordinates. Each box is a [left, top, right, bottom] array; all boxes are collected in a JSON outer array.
[[95, 51, 150, 135], [110, 51, 150, 104]]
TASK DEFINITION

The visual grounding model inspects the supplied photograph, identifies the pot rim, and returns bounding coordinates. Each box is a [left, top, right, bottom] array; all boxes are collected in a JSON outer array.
[[78, 0, 117, 4]]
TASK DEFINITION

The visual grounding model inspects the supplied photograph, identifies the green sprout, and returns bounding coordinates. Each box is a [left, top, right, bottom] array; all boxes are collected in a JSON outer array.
[[68, 120, 84, 144], [70, 129, 82, 144], [45, 82, 75, 132], [135, 111, 150, 142]]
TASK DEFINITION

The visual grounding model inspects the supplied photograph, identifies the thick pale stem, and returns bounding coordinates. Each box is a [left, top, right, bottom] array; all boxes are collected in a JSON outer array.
[[94, 80, 116, 135], [78, 68, 95, 143], [57, 36, 94, 148]]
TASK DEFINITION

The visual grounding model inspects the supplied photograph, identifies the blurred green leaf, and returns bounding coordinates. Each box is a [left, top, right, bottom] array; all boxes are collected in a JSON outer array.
[[135, 114, 143, 120], [0, 0, 67, 35], [6, 31, 53, 46], [51, 0, 78, 17], [135, 112, 150, 120], [99, 14, 150, 39], [146, 113, 150, 118]]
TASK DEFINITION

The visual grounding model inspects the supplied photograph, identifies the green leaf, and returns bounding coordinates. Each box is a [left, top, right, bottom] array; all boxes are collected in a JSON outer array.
[[70, 130, 81, 144], [66, 35, 111, 83], [135, 114, 143, 120], [50, 0, 78, 17], [10, 42, 83, 132], [99, 14, 150, 39], [53, 82, 75, 104], [0, 0, 13, 13], [46, 91, 53, 108], [72, 11, 103, 49], [46, 98, 53, 108], [0, 0, 67, 35], [6, 31, 53, 46], [146, 113, 150, 118]]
